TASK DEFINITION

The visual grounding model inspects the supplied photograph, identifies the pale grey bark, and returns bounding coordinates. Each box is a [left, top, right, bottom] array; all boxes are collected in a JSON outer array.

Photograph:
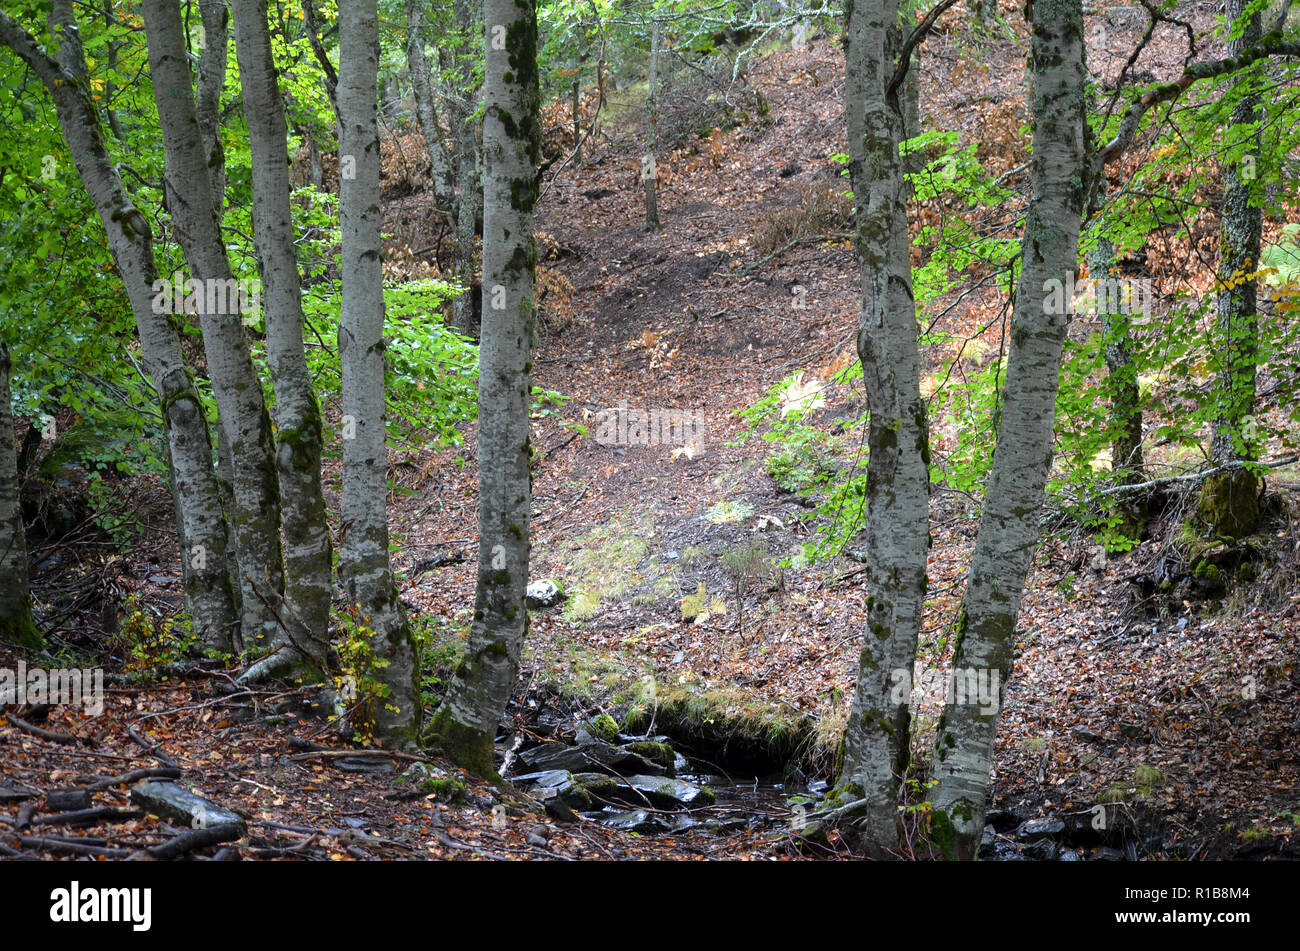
[[405, 0, 456, 223], [1200, 0, 1263, 536], [231, 0, 333, 681], [643, 18, 662, 231], [196, 0, 229, 213], [448, 0, 484, 335], [426, 0, 541, 776], [0, 3, 238, 652], [0, 343, 40, 649], [930, 0, 1087, 860], [142, 0, 286, 655], [338, 0, 421, 745], [834, 0, 930, 858]]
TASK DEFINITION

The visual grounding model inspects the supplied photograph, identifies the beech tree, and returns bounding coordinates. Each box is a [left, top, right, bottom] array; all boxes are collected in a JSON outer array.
[[426, 0, 542, 775], [142, 0, 286, 655], [1199, 0, 1265, 537], [231, 0, 335, 681], [406, 0, 457, 224], [929, 0, 1088, 860], [0, 1, 240, 653], [830, 0, 930, 858], [338, 0, 422, 745]]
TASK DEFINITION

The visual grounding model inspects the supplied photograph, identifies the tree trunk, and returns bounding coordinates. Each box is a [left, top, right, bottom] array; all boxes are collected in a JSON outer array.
[[929, 0, 1087, 860], [196, 0, 229, 214], [0, 2, 239, 652], [1200, 0, 1264, 538], [643, 19, 662, 231], [338, 0, 421, 746], [448, 0, 484, 336], [231, 0, 334, 682], [142, 0, 286, 657], [0, 343, 39, 649], [833, 0, 930, 859], [405, 0, 456, 224], [572, 77, 583, 166], [425, 0, 541, 776], [1089, 235, 1146, 539]]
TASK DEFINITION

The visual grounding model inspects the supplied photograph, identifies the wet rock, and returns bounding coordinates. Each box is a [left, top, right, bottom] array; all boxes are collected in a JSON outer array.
[[611, 775, 715, 809], [1017, 817, 1066, 842], [516, 739, 661, 776], [624, 740, 676, 774], [1024, 838, 1059, 860], [1091, 846, 1126, 861], [602, 810, 668, 833]]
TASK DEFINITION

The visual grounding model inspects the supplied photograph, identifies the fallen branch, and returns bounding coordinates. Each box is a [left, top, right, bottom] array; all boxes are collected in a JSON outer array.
[[33, 807, 143, 827], [16, 835, 131, 858], [3, 713, 77, 745], [1095, 455, 1299, 499], [147, 825, 240, 860], [86, 766, 182, 792]]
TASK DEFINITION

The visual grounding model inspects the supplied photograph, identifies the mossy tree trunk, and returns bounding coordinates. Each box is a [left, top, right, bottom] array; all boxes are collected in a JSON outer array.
[[231, 0, 334, 682], [1199, 0, 1264, 539], [835, 0, 931, 858], [143, 0, 287, 655], [0, 343, 39, 650], [426, 0, 541, 777], [0, 2, 239, 653], [929, 0, 1087, 860], [338, 0, 421, 747]]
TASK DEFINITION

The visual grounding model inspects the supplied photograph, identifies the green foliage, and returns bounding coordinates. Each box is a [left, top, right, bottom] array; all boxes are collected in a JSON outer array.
[[331, 604, 394, 746], [114, 596, 197, 682]]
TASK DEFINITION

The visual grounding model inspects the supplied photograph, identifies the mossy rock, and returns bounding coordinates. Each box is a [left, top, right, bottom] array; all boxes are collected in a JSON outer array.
[[625, 740, 676, 773], [418, 777, 467, 802], [585, 714, 620, 743]]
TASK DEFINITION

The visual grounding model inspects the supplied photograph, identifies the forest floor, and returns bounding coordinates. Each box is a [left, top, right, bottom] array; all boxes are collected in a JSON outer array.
[[4, 2, 1300, 861]]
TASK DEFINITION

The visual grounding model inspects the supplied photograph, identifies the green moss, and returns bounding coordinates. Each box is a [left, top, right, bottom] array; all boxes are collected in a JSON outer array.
[[586, 713, 620, 742], [0, 611, 42, 650], [423, 707, 498, 780], [627, 740, 675, 771], [418, 777, 467, 801]]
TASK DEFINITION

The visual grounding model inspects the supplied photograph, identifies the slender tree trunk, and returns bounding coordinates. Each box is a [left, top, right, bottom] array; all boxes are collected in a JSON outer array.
[[0, 343, 40, 649], [1089, 235, 1146, 539], [231, 0, 334, 681], [196, 0, 229, 213], [572, 77, 583, 165], [643, 18, 662, 230], [929, 0, 1087, 860], [425, 0, 541, 776], [0, 2, 239, 652], [448, 0, 484, 336], [142, 0, 286, 656], [831, 0, 930, 859], [405, 0, 456, 223], [1200, 0, 1264, 538], [338, 0, 421, 746]]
